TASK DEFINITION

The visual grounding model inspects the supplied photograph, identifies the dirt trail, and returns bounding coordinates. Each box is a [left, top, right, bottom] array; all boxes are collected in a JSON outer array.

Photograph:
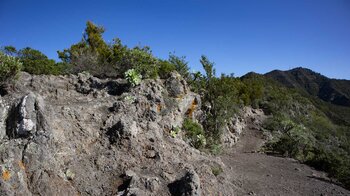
[[219, 116, 350, 196]]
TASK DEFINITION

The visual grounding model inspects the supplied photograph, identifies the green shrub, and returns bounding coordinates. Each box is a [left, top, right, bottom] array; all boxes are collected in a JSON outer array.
[[170, 127, 181, 138], [241, 75, 264, 105], [125, 69, 142, 87], [269, 121, 315, 160], [0, 52, 22, 85], [158, 60, 176, 79], [210, 144, 222, 155], [188, 71, 205, 93], [306, 146, 350, 189], [128, 47, 159, 79], [211, 166, 223, 176], [17, 47, 63, 75], [58, 42, 102, 76], [54, 62, 74, 75], [58, 21, 160, 79], [260, 79, 350, 188], [202, 75, 240, 144], [1, 46, 66, 76], [183, 118, 206, 148]]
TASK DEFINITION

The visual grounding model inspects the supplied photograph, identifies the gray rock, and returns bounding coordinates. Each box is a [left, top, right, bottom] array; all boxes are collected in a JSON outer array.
[[165, 72, 188, 98], [221, 107, 266, 147], [16, 93, 37, 137], [0, 99, 9, 140], [0, 71, 235, 195], [5, 93, 45, 139], [168, 169, 201, 196]]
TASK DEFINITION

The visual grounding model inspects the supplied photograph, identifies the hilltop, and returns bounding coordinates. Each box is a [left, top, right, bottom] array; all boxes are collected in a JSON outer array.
[[265, 67, 350, 107]]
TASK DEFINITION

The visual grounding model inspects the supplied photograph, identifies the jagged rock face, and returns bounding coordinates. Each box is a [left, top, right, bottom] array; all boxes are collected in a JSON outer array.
[[0, 72, 235, 195]]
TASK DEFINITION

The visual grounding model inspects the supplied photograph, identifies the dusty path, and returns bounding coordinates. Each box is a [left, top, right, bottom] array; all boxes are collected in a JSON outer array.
[[220, 118, 350, 196]]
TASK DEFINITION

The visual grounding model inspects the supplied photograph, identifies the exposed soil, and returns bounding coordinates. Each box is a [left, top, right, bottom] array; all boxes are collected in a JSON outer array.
[[220, 117, 350, 196]]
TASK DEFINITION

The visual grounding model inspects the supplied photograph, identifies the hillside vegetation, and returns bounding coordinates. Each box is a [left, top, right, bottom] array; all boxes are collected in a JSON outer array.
[[246, 74, 350, 188], [1, 21, 350, 189], [265, 67, 350, 107]]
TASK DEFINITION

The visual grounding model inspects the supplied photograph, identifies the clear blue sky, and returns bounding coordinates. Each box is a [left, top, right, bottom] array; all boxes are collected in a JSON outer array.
[[1, 0, 349, 79]]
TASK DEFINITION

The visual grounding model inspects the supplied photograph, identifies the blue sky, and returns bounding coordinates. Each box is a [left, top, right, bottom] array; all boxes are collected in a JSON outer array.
[[1, 0, 349, 79]]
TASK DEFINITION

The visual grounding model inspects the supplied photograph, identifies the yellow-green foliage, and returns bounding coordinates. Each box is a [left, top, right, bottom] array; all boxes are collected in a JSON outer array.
[[211, 166, 223, 176], [0, 52, 22, 84], [183, 118, 206, 149], [124, 69, 142, 87]]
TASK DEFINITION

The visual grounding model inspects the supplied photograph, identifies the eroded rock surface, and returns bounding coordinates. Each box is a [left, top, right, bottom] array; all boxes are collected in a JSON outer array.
[[0, 72, 234, 195]]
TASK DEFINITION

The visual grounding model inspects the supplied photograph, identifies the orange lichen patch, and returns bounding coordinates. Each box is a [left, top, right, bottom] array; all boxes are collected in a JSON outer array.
[[176, 94, 184, 99], [2, 169, 11, 181], [18, 161, 26, 170], [156, 103, 162, 112], [186, 98, 198, 118]]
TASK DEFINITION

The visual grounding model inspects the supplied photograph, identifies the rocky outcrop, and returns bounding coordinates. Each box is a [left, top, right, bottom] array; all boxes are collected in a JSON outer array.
[[0, 72, 236, 195], [168, 169, 201, 196], [5, 92, 47, 139], [221, 107, 266, 148]]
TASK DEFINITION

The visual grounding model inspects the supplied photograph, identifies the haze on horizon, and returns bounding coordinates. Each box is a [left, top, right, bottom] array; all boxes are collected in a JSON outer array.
[[0, 0, 349, 79]]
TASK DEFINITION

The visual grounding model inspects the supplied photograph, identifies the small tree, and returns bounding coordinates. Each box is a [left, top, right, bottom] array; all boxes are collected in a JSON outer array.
[[199, 55, 239, 144], [169, 53, 190, 80], [200, 55, 215, 80], [58, 21, 112, 76]]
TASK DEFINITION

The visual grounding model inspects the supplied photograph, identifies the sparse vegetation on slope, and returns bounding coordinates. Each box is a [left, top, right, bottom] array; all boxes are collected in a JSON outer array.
[[243, 74, 350, 189], [1, 20, 349, 190], [57, 21, 187, 80], [265, 67, 350, 107], [1, 46, 70, 75]]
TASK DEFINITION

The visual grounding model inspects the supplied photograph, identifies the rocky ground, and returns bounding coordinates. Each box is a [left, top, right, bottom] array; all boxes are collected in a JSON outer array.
[[0, 72, 349, 195], [220, 113, 350, 196]]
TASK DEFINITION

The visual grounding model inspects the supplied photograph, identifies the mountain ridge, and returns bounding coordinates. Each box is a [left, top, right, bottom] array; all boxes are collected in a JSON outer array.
[[263, 67, 350, 107]]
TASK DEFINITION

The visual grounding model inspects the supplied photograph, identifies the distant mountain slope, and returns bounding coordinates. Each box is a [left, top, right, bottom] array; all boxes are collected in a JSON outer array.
[[265, 67, 350, 107]]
